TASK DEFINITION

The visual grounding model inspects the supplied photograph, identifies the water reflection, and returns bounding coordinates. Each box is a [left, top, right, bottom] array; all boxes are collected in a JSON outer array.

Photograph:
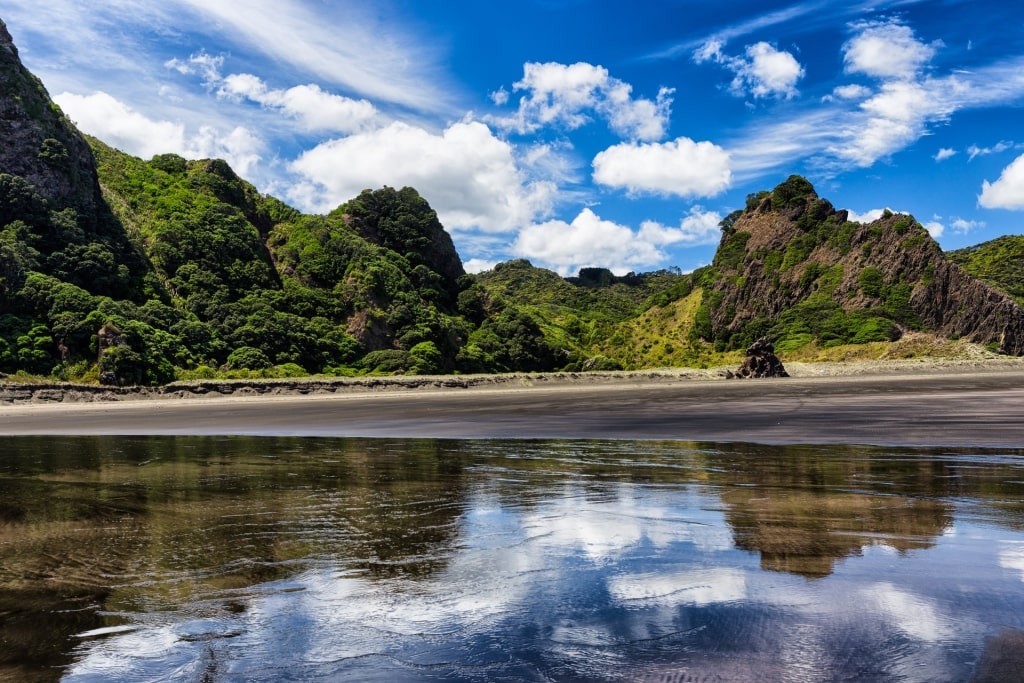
[[0, 437, 1023, 681]]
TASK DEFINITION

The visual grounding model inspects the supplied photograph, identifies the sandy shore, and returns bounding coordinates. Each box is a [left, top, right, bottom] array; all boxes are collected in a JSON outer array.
[[2, 359, 1024, 447]]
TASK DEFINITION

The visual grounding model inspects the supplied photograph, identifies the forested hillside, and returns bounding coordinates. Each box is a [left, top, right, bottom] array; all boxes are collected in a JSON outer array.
[[3, 18, 1024, 386]]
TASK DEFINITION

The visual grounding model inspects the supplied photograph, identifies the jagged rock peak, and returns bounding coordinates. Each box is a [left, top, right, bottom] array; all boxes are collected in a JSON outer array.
[[0, 18, 103, 215], [1, 18, 19, 58]]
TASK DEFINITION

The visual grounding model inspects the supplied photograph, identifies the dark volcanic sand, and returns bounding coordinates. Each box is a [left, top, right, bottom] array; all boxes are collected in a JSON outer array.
[[2, 371, 1023, 447]]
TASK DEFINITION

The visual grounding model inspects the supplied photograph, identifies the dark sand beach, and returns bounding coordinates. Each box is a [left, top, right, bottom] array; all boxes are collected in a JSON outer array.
[[3, 362, 1023, 447]]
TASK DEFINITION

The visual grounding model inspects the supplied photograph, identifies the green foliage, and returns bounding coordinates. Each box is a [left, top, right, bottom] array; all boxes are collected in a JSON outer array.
[[714, 231, 751, 270], [771, 175, 815, 211], [745, 191, 769, 211], [360, 349, 412, 374], [227, 346, 272, 370], [409, 341, 443, 374], [859, 267, 884, 298], [718, 209, 744, 235], [781, 234, 816, 271], [949, 235, 1024, 305]]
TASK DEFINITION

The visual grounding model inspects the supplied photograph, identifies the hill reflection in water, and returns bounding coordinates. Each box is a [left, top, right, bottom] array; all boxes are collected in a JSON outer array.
[[1, 436, 1023, 682]]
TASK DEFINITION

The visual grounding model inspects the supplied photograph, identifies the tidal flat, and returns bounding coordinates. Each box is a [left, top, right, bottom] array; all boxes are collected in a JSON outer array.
[[1, 435, 1024, 682]]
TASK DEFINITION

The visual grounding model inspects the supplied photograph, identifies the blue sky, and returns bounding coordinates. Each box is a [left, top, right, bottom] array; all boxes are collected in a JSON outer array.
[[4, 1, 1024, 275]]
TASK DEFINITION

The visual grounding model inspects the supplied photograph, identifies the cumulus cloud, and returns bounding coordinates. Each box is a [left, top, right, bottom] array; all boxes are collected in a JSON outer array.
[[843, 18, 938, 80], [488, 62, 673, 141], [950, 217, 984, 233], [463, 258, 499, 274], [592, 137, 731, 197], [831, 84, 872, 100], [979, 153, 1024, 210], [934, 148, 957, 162], [638, 207, 724, 247], [53, 91, 264, 176], [923, 220, 944, 238], [512, 207, 721, 276], [288, 120, 556, 231], [845, 207, 899, 224], [694, 40, 805, 99]]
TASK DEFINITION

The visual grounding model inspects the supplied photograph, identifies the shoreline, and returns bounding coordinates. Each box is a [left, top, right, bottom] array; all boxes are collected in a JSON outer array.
[[2, 359, 1024, 447], [1, 355, 1021, 405]]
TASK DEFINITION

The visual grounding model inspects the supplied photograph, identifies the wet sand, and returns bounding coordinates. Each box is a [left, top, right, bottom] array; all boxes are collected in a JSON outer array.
[[2, 368, 1023, 447]]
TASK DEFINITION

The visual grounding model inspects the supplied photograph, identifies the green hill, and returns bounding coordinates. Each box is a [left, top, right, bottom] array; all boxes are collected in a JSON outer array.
[[948, 235, 1024, 306], [3, 18, 1023, 385]]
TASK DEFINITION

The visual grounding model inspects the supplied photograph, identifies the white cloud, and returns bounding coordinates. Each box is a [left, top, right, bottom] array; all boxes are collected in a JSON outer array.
[[737, 42, 805, 99], [923, 220, 944, 238], [165, 50, 224, 86], [728, 53, 1024, 177], [55, 91, 186, 159], [832, 84, 872, 100], [174, 0, 456, 113], [488, 62, 673, 141], [512, 207, 719, 276], [638, 207, 724, 247], [827, 79, 962, 167], [513, 209, 662, 275], [489, 87, 509, 106], [843, 18, 938, 80], [53, 91, 264, 177], [695, 40, 805, 99], [968, 140, 1015, 161], [463, 258, 498, 274], [592, 137, 731, 197], [218, 74, 378, 133], [934, 148, 957, 162], [951, 217, 985, 233], [288, 120, 556, 231], [979, 153, 1024, 210], [846, 207, 898, 224]]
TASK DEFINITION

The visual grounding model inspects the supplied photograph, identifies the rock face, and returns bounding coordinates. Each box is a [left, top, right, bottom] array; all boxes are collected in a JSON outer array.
[[730, 338, 789, 379], [0, 19, 104, 216], [704, 176, 1024, 356]]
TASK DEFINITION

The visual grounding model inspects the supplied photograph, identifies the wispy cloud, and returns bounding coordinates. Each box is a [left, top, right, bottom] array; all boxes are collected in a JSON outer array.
[[172, 0, 458, 114], [727, 23, 1024, 180], [645, 0, 828, 61]]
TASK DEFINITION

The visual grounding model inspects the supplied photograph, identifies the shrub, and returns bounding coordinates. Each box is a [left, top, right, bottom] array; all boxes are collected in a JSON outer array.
[[227, 346, 272, 370], [859, 267, 884, 298]]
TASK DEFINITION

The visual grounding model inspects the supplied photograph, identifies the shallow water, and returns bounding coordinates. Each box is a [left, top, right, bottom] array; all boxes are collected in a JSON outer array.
[[2, 436, 1024, 682]]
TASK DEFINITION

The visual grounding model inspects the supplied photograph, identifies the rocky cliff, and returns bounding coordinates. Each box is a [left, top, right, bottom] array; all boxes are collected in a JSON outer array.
[[699, 176, 1024, 355], [0, 19, 104, 218]]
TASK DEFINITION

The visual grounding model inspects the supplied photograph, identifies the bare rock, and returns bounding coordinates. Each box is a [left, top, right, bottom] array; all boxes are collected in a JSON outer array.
[[732, 337, 789, 379]]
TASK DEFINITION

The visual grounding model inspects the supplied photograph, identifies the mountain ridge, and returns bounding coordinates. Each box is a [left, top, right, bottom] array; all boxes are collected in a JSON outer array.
[[2, 18, 1023, 385]]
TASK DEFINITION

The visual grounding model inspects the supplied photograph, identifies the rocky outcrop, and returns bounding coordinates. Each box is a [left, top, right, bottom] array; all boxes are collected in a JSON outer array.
[[705, 177, 1024, 355], [0, 19, 104, 217], [728, 338, 789, 379], [340, 186, 466, 294]]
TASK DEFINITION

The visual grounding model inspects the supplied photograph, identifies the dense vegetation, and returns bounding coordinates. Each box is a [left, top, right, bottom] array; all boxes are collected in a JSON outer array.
[[5, 145, 1024, 385], [949, 235, 1024, 306]]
